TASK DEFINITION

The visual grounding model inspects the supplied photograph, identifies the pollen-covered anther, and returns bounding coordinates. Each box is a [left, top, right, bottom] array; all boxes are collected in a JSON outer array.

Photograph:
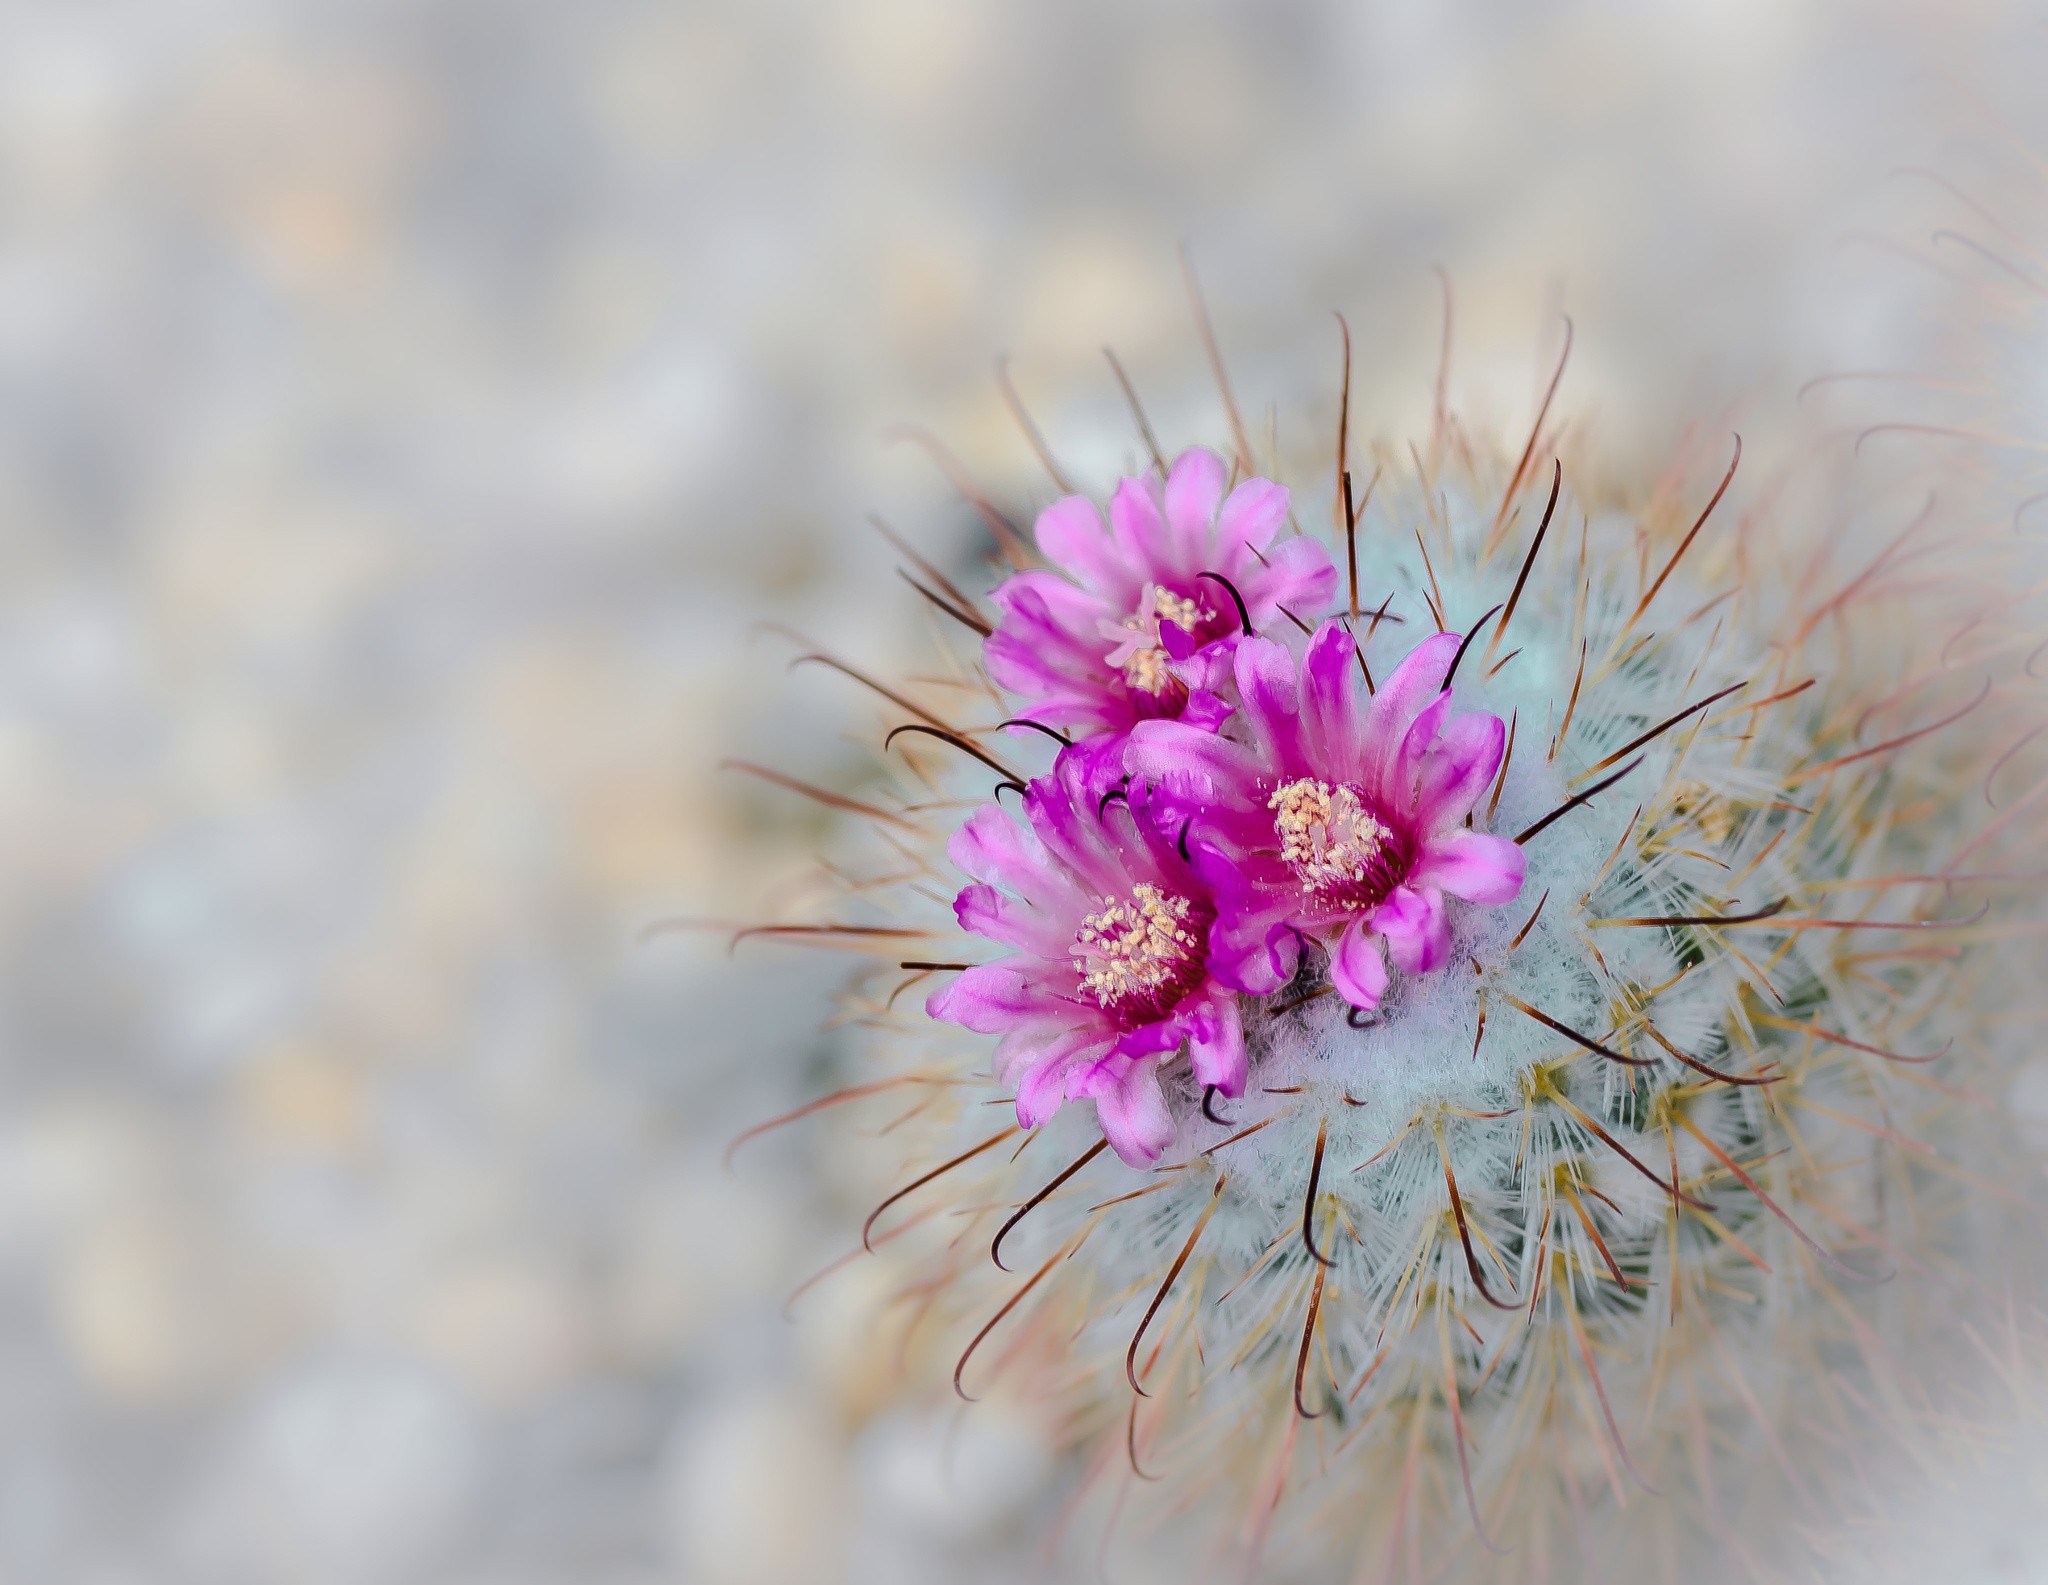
[[1270, 777, 1400, 903], [1101, 585, 1208, 695], [1074, 881, 1201, 1013]]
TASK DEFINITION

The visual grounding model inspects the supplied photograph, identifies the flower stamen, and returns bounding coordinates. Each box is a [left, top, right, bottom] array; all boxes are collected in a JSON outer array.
[[1075, 882, 1201, 1015], [1101, 585, 1210, 695], [1271, 778, 1405, 906]]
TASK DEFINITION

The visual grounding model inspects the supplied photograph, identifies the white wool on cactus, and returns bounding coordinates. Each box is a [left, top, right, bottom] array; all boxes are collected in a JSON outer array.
[[728, 306, 2034, 1582]]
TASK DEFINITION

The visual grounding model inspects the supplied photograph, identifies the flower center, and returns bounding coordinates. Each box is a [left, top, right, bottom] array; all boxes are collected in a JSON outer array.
[[1073, 881, 1205, 1021], [1100, 584, 1211, 696], [1270, 778, 1409, 909]]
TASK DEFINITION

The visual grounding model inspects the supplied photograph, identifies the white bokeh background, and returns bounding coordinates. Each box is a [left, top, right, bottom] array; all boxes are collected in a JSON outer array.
[[0, 1, 2037, 1580]]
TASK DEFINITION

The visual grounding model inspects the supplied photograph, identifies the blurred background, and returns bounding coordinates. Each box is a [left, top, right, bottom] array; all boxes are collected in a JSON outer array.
[[0, 1, 2033, 1580]]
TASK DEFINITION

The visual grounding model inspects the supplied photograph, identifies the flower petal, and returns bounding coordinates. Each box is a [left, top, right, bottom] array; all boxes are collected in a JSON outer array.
[[1233, 636, 1309, 772], [954, 883, 1069, 955], [1414, 829, 1527, 905], [1413, 712, 1507, 831], [1215, 476, 1289, 560], [1363, 630, 1460, 785], [1241, 533, 1338, 621], [1373, 884, 1452, 974], [928, 962, 1069, 1032], [1330, 917, 1388, 1008], [1033, 494, 1131, 599], [947, 804, 1038, 889], [1179, 689, 1235, 733], [1125, 719, 1265, 806], [1301, 623, 1365, 781], [1163, 448, 1228, 559], [1208, 908, 1300, 996], [1092, 1060, 1176, 1166], [1109, 474, 1173, 567], [1013, 1029, 1111, 1129], [1187, 994, 1247, 1097], [1387, 692, 1451, 814]]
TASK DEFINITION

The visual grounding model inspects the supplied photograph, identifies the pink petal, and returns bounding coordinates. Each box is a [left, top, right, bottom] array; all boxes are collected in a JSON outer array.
[[1109, 474, 1174, 568], [1363, 631, 1460, 786], [1093, 1060, 1176, 1166], [1241, 533, 1338, 621], [1187, 994, 1246, 1096], [1179, 689, 1235, 733], [1013, 1033, 1102, 1129], [1208, 909, 1300, 996], [1110, 1016, 1189, 1061], [946, 804, 1037, 888], [1172, 635, 1238, 694], [1412, 712, 1506, 831], [954, 883, 1069, 955], [1372, 885, 1452, 974], [928, 963, 1067, 1033], [1387, 692, 1450, 814], [1233, 636, 1308, 771], [1215, 476, 1289, 559], [1163, 448, 1228, 558], [947, 804, 1089, 916], [1023, 758, 1130, 898], [1032, 494, 1132, 599], [1300, 623, 1366, 782], [1125, 719, 1265, 803], [1413, 830, 1527, 905], [1330, 917, 1388, 1008], [989, 567, 1118, 638]]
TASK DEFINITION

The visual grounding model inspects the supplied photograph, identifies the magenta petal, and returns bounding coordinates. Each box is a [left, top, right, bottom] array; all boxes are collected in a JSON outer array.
[[1158, 619, 1197, 661], [1413, 712, 1506, 831], [1164, 448, 1228, 553], [1242, 534, 1338, 620], [1125, 719, 1265, 802], [1373, 885, 1452, 974], [946, 804, 1032, 887], [989, 568, 1116, 638], [1110, 1015, 1189, 1061], [1032, 494, 1129, 598], [1330, 917, 1388, 1008], [1365, 631, 1460, 768], [1300, 623, 1364, 780], [1178, 689, 1235, 733], [1414, 830, 1527, 905], [1187, 994, 1246, 1097], [1215, 476, 1289, 559], [947, 805, 1088, 915], [954, 883, 1068, 955], [1093, 1061, 1176, 1166], [1233, 636, 1309, 771], [1014, 1033, 1102, 1129], [928, 963, 1064, 1032], [1109, 474, 1173, 567], [1388, 692, 1451, 813], [1209, 910, 1299, 996], [1173, 638, 1237, 696]]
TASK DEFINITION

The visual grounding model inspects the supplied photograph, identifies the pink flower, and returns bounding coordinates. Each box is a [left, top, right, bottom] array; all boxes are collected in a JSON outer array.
[[926, 749, 1243, 1166], [1127, 624, 1526, 1010], [985, 448, 1338, 741]]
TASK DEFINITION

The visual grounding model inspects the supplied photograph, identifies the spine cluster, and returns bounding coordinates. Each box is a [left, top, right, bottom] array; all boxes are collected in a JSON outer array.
[[738, 331, 2020, 1580]]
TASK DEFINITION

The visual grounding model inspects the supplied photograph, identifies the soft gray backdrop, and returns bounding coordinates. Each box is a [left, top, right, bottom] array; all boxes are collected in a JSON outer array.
[[0, 1, 2026, 1581]]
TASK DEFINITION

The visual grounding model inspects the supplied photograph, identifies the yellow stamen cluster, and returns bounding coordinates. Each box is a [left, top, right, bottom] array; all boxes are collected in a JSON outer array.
[[1270, 777, 1391, 894], [1103, 585, 1209, 695], [1073, 882, 1197, 1007]]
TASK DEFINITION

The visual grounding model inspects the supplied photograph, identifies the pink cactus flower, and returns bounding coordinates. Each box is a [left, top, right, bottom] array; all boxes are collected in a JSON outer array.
[[985, 447, 1338, 741], [1127, 623, 1526, 1010], [926, 749, 1243, 1166]]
